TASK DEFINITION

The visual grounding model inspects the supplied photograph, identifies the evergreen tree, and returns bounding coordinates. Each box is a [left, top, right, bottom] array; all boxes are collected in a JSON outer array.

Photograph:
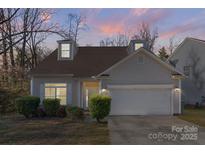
[[158, 47, 169, 61]]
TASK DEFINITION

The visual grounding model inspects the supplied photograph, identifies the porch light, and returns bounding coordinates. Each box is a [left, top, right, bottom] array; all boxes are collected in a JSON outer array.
[[100, 89, 110, 96], [171, 74, 183, 79], [174, 88, 181, 93]]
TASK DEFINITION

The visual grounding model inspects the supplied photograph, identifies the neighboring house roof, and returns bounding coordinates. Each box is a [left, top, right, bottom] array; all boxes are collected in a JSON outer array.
[[168, 37, 205, 60], [97, 47, 184, 77], [30, 47, 128, 77]]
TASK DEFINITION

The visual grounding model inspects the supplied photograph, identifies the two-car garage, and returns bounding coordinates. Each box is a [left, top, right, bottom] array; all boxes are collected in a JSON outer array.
[[108, 84, 173, 115]]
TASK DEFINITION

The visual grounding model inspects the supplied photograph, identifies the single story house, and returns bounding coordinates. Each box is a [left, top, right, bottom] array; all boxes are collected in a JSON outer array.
[[30, 39, 183, 115]]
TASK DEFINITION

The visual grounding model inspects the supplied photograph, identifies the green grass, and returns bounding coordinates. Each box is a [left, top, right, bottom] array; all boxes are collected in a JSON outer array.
[[0, 114, 110, 145], [178, 108, 205, 127]]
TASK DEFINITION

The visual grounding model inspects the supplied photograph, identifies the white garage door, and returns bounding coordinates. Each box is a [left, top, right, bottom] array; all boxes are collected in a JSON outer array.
[[109, 85, 172, 115]]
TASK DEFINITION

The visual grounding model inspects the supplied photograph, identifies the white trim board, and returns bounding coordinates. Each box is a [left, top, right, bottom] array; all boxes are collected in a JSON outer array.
[[108, 84, 174, 90], [31, 74, 74, 77]]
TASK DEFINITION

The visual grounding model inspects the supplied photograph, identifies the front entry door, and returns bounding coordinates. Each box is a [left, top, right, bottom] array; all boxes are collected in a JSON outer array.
[[83, 81, 99, 109]]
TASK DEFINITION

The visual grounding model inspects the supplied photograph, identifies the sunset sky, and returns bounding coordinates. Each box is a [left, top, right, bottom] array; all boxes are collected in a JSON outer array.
[[46, 8, 205, 52]]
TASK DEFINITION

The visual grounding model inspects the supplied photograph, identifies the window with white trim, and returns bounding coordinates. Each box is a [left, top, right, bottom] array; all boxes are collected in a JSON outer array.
[[183, 66, 191, 76], [61, 43, 71, 58], [135, 43, 144, 50], [44, 83, 67, 105]]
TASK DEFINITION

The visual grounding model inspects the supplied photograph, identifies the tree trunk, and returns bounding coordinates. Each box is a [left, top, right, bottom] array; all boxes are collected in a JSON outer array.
[[2, 38, 8, 82]]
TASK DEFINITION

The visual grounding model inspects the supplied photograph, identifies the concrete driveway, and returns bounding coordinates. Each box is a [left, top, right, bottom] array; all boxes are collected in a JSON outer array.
[[108, 116, 205, 144]]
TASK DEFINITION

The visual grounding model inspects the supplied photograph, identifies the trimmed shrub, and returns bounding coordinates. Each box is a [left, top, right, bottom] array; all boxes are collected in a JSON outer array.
[[89, 94, 111, 123], [0, 89, 19, 114], [67, 106, 84, 120], [56, 106, 67, 118], [43, 98, 60, 116], [15, 96, 40, 118]]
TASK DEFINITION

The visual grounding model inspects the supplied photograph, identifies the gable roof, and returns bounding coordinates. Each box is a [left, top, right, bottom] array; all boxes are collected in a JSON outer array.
[[30, 47, 128, 77], [97, 47, 184, 77], [30, 46, 184, 78]]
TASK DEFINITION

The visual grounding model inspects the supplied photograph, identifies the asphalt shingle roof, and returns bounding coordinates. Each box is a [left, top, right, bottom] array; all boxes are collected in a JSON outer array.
[[30, 46, 128, 77]]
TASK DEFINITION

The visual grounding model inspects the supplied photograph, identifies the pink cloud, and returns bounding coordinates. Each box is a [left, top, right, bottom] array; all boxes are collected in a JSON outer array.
[[88, 9, 171, 38], [98, 23, 124, 35]]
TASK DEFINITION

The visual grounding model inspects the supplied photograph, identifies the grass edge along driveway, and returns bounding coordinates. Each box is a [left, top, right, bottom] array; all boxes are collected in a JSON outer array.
[[0, 114, 110, 145], [178, 108, 205, 127]]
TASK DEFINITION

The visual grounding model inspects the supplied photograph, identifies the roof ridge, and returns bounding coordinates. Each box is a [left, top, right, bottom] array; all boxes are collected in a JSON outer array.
[[187, 37, 205, 44]]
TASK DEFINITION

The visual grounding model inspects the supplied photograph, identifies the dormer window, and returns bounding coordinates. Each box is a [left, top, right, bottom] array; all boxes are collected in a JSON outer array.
[[57, 39, 76, 60], [128, 40, 146, 54], [61, 43, 71, 58], [135, 43, 144, 50]]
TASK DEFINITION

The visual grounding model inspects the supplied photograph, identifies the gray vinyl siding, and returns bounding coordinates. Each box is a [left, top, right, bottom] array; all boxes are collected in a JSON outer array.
[[101, 52, 175, 86], [170, 38, 205, 104], [101, 52, 181, 114]]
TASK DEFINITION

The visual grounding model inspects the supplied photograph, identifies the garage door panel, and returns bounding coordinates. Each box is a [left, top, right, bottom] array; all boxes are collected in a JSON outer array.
[[109, 88, 171, 115]]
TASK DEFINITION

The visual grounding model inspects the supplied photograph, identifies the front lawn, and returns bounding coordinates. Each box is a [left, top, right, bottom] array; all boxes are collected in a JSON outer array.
[[178, 108, 205, 127], [0, 114, 110, 145]]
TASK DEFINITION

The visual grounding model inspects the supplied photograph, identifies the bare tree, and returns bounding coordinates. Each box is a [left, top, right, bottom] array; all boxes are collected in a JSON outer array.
[[132, 22, 158, 52], [0, 9, 9, 81], [62, 13, 87, 43], [6, 9, 16, 68], [0, 8, 61, 82], [0, 8, 19, 25], [26, 9, 53, 69], [0, 9, 88, 90], [100, 34, 129, 47], [100, 38, 115, 46], [167, 37, 180, 54], [14, 9, 59, 76], [189, 51, 205, 92]]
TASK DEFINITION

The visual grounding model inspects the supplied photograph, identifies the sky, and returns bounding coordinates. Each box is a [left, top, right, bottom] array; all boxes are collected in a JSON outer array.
[[45, 8, 205, 52]]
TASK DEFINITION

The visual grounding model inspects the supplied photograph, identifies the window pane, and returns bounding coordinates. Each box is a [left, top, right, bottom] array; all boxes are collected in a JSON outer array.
[[56, 88, 66, 96], [45, 83, 66, 87], [135, 43, 144, 50], [45, 88, 55, 98], [61, 44, 70, 50], [61, 50, 70, 58], [61, 43, 70, 58], [184, 66, 191, 76], [56, 88, 67, 105], [44, 84, 67, 105]]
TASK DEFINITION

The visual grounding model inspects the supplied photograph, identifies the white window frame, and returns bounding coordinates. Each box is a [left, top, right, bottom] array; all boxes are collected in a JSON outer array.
[[135, 43, 144, 50], [44, 83, 67, 105], [183, 66, 191, 77], [61, 43, 71, 58]]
